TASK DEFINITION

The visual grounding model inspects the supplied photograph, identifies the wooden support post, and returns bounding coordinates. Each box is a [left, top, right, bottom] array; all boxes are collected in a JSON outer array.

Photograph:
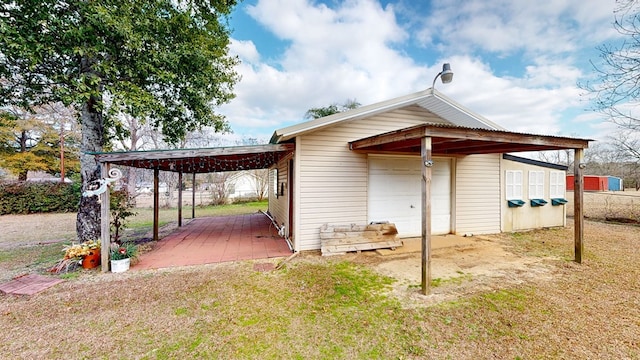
[[421, 136, 433, 295], [574, 148, 584, 263], [178, 172, 183, 227], [153, 168, 159, 242], [100, 163, 110, 273], [192, 172, 196, 219]]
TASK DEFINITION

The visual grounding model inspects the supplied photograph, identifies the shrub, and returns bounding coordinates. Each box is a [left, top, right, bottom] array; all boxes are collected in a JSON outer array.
[[0, 181, 81, 214], [110, 189, 136, 242]]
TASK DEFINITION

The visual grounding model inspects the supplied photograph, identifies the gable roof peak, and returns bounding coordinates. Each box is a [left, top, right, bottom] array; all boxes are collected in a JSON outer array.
[[270, 88, 505, 143]]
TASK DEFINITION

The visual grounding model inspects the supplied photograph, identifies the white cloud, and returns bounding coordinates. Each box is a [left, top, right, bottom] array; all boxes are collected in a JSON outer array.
[[417, 0, 618, 57], [218, 0, 620, 143], [518, 61, 583, 88], [229, 39, 261, 64], [439, 56, 580, 136], [223, 0, 431, 138]]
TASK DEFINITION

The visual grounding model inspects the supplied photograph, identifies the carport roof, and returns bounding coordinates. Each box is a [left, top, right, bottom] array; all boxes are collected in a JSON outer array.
[[90, 143, 294, 173], [349, 123, 591, 154]]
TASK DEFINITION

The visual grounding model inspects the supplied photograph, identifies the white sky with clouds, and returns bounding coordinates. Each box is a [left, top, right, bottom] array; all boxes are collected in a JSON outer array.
[[217, 0, 621, 144]]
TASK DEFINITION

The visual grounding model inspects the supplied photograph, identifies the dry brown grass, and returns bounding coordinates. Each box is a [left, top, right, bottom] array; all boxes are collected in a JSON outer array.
[[1, 220, 639, 359], [413, 221, 640, 358], [0, 213, 77, 249], [567, 190, 640, 223]]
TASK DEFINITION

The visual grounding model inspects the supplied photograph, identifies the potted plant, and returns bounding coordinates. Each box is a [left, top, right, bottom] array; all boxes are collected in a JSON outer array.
[[50, 240, 101, 273], [109, 242, 138, 273], [79, 240, 101, 269]]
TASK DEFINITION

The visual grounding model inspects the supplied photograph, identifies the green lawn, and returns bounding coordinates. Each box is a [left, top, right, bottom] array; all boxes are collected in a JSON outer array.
[[1, 209, 639, 359], [0, 201, 268, 282], [127, 200, 268, 229]]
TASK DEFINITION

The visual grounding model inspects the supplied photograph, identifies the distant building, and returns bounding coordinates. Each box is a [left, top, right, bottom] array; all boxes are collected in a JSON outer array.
[[566, 175, 623, 191], [136, 182, 168, 194], [27, 171, 72, 183]]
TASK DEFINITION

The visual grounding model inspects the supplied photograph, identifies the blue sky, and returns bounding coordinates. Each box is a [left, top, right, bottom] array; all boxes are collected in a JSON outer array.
[[217, 0, 621, 144]]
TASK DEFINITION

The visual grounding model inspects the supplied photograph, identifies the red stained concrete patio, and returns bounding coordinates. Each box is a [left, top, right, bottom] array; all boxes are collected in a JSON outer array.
[[134, 213, 292, 270]]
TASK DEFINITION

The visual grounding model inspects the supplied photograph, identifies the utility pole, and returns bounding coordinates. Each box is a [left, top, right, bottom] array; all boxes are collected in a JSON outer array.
[[60, 126, 65, 182]]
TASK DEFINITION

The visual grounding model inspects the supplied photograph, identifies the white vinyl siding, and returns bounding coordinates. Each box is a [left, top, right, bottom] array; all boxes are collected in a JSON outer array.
[[294, 106, 435, 251], [268, 160, 288, 233], [528, 171, 545, 199], [505, 170, 523, 200], [549, 171, 566, 198], [455, 154, 501, 235]]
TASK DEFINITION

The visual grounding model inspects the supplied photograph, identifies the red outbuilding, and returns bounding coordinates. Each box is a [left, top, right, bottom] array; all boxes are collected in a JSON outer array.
[[566, 175, 608, 191]]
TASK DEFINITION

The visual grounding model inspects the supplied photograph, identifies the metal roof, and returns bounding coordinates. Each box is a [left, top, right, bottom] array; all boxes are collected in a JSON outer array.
[[91, 143, 294, 173], [502, 154, 569, 170], [270, 88, 504, 143], [349, 123, 591, 155]]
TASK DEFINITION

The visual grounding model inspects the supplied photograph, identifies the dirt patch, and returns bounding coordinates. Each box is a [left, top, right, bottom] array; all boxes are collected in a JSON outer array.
[[341, 235, 557, 306]]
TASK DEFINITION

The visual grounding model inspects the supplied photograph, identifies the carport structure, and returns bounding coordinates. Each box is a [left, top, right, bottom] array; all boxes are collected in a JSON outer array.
[[91, 143, 294, 273], [349, 123, 591, 294], [90, 122, 591, 295]]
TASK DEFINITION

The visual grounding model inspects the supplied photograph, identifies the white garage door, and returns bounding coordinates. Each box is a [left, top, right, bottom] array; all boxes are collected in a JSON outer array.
[[368, 156, 451, 237]]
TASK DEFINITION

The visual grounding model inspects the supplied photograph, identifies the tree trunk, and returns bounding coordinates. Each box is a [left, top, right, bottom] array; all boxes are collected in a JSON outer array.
[[76, 92, 104, 242], [125, 119, 139, 205], [126, 169, 137, 206], [16, 130, 28, 181]]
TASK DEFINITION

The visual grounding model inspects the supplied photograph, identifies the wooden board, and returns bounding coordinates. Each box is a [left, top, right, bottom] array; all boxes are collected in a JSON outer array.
[[320, 223, 401, 256]]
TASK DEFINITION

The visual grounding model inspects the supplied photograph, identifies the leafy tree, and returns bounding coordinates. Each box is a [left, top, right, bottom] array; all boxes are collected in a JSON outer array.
[[305, 99, 361, 119], [0, 0, 239, 241], [0, 106, 79, 181], [110, 189, 136, 243], [0, 111, 14, 151]]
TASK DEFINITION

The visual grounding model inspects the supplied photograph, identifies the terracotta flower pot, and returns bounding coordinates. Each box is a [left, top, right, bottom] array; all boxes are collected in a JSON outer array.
[[82, 250, 101, 269]]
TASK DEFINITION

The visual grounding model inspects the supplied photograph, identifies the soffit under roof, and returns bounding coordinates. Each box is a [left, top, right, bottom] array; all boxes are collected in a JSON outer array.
[[349, 123, 591, 155]]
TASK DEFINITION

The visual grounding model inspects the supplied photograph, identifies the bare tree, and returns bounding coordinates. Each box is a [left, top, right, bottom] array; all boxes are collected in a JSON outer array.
[[607, 130, 640, 189], [581, 1, 640, 163], [206, 172, 233, 205], [249, 169, 270, 201], [537, 149, 574, 171]]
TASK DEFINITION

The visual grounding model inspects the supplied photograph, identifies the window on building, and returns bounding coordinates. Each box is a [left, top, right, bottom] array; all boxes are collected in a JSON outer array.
[[529, 171, 545, 199], [506, 170, 523, 200], [549, 171, 566, 198]]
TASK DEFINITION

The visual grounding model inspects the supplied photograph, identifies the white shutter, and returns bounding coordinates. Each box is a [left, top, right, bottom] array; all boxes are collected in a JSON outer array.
[[550, 171, 566, 198], [529, 171, 544, 199], [506, 170, 523, 200]]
